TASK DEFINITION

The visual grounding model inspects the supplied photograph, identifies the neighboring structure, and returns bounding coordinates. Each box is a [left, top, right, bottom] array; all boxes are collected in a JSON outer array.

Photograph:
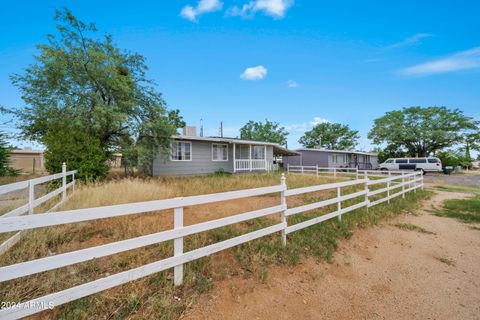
[[283, 148, 379, 170], [108, 153, 123, 168], [9, 149, 45, 174], [152, 126, 299, 176], [472, 160, 479, 170]]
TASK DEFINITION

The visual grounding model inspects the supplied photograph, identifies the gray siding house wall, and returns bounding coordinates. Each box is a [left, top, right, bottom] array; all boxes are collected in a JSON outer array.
[[283, 149, 378, 170], [153, 139, 276, 176]]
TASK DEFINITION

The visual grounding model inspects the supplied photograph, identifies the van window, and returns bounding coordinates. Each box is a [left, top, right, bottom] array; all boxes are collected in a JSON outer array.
[[409, 159, 427, 164], [395, 159, 408, 163], [428, 158, 439, 163], [385, 159, 393, 164]]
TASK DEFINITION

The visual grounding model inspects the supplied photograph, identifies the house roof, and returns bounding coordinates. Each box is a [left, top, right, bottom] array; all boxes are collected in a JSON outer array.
[[295, 148, 378, 156], [11, 149, 44, 155], [173, 135, 300, 156]]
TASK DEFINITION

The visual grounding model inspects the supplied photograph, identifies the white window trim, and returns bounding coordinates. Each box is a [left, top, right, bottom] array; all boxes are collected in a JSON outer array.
[[212, 143, 229, 162], [170, 141, 192, 162]]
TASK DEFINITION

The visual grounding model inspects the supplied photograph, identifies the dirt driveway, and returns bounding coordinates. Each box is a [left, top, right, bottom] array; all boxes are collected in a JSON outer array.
[[424, 172, 480, 187], [183, 190, 480, 319]]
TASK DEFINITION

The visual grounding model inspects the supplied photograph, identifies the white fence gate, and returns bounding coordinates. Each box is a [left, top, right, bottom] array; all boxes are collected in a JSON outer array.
[[0, 170, 423, 319], [0, 163, 77, 256]]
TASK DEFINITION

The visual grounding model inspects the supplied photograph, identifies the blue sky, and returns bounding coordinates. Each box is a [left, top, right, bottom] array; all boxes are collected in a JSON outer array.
[[1, 0, 479, 151]]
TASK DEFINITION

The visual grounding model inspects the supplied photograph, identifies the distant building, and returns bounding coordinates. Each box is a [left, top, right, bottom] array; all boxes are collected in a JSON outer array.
[[283, 148, 379, 170], [472, 160, 479, 169], [109, 153, 123, 168], [9, 149, 45, 174]]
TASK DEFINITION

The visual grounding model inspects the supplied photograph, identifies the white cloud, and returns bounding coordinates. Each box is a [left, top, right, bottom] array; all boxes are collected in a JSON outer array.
[[240, 65, 268, 80], [180, 0, 223, 22], [399, 47, 480, 76], [284, 117, 330, 134], [286, 80, 299, 88], [387, 33, 432, 49], [228, 0, 293, 19]]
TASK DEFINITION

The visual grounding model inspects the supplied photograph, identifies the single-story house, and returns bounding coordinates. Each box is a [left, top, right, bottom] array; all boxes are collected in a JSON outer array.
[[283, 148, 379, 170], [152, 127, 299, 176]]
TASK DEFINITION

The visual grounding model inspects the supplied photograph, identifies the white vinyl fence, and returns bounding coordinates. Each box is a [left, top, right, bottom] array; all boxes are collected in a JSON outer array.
[[0, 170, 423, 319], [287, 164, 412, 179], [0, 163, 77, 256]]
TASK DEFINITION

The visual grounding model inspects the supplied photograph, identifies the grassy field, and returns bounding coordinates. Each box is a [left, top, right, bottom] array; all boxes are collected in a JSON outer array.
[[0, 172, 430, 320]]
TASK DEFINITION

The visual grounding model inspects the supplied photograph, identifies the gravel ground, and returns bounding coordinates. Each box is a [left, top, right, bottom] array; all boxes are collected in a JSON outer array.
[[423, 172, 480, 187]]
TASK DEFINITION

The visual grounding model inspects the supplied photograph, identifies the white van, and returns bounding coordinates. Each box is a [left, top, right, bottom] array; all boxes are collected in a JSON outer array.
[[379, 157, 442, 174]]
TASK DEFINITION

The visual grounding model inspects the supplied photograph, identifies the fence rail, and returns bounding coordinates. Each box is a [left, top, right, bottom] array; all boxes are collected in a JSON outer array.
[[0, 169, 423, 319], [0, 163, 77, 256]]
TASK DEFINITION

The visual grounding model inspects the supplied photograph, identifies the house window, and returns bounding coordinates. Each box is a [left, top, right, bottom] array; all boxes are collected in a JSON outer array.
[[235, 144, 250, 159], [171, 141, 191, 161], [343, 154, 348, 163], [252, 146, 265, 159], [212, 144, 228, 161], [331, 155, 338, 164]]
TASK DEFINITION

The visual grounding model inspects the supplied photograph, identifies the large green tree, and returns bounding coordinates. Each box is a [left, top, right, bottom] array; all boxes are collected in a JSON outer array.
[[299, 122, 359, 150], [368, 106, 478, 157], [0, 132, 18, 176], [11, 9, 184, 179], [240, 119, 288, 146]]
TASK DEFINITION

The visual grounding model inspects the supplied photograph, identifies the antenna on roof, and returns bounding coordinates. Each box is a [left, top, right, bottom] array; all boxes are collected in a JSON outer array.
[[200, 118, 204, 137], [220, 121, 223, 138]]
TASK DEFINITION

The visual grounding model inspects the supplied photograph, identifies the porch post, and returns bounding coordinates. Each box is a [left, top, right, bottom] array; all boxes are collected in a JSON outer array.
[[249, 144, 252, 171], [233, 143, 236, 173], [264, 145, 267, 171]]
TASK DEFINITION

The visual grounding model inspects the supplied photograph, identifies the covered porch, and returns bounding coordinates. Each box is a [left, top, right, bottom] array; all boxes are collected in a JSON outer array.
[[232, 143, 299, 173]]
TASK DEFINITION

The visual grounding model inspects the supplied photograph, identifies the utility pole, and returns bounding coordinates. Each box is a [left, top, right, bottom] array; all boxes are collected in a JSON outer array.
[[220, 121, 223, 137]]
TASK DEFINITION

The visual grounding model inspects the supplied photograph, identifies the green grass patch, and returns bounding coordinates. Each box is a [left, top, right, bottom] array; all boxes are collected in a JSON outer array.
[[394, 223, 436, 235], [434, 195, 480, 223]]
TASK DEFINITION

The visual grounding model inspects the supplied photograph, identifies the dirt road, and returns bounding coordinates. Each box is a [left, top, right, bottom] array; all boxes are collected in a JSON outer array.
[[184, 190, 480, 320]]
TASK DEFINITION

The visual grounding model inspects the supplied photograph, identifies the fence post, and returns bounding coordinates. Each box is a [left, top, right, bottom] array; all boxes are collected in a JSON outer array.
[[174, 207, 184, 286], [316, 164, 318, 177], [364, 172, 369, 212], [337, 186, 342, 222], [387, 171, 391, 204], [414, 173, 417, 193], [301, 166, 304, 175], [356, 168, 359, 180], [28, 180, 34, 215], [402, 172, 405, 199], [62, 162, 67, 202], [333, 167, 337, 179], [287, 163, 290, 173], [72, 172, 76, 193], [280, 174, 287, 246]]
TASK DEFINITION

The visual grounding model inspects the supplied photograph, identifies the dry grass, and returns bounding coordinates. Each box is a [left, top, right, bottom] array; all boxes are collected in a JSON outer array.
[[0, 172, 430, 319], [0, 173, 45, 186]]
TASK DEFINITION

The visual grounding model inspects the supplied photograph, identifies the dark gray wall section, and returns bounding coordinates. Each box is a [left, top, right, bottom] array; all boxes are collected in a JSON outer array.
[[153, 141, 274, 176], [284, 150, 378, 169], [284, 150, 329, 167]]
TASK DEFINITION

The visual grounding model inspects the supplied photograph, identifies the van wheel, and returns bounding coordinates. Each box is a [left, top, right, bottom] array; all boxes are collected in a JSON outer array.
[[380, 168, 388, 171], [415, 168, 425, 175]]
